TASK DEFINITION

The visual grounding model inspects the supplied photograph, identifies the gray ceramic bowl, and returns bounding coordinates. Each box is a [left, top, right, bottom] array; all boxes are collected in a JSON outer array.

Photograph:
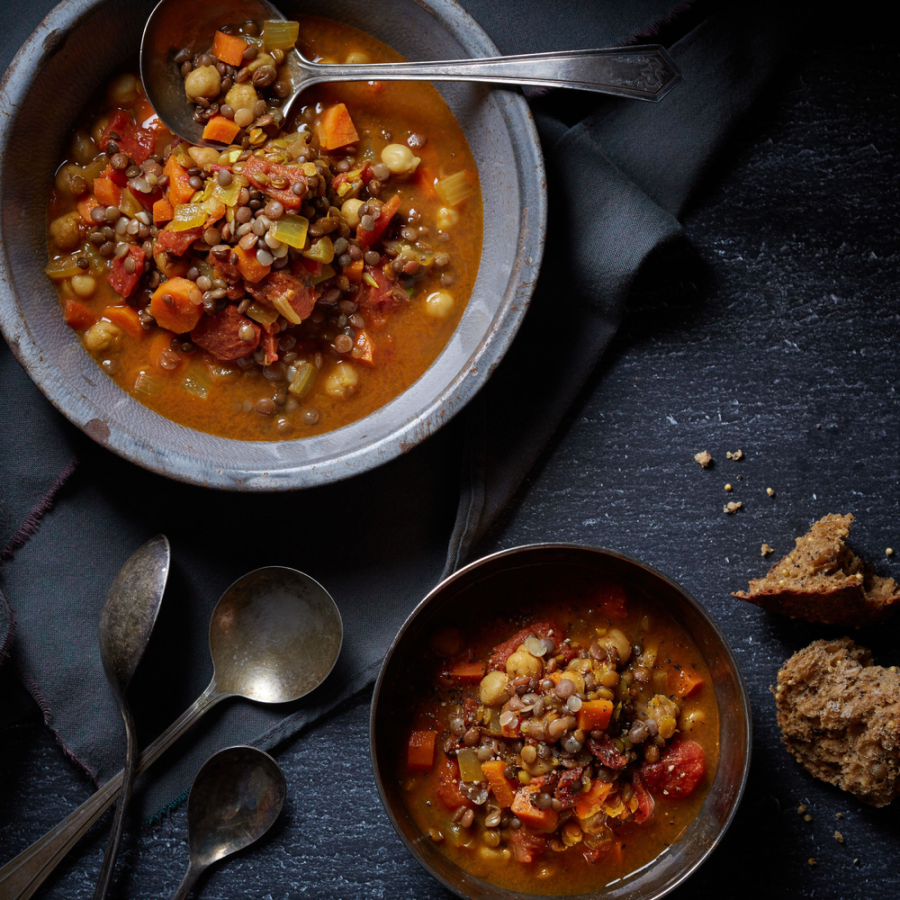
[[371, 544, 752, 900], [0, 0, 545, 490]]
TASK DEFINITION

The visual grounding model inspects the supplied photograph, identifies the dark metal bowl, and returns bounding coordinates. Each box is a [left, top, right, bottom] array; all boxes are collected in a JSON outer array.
[[371, 544, 752, 900], [0, 0, 545, 490]]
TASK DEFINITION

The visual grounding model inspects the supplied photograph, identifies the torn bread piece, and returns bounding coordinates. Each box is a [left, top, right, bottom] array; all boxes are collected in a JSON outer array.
[[733, 514, 900, 625], [773, 638, 900, 806]]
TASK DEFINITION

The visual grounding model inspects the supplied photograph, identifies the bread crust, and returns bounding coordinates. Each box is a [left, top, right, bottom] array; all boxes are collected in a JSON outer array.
[[773, 638, 900, 806]]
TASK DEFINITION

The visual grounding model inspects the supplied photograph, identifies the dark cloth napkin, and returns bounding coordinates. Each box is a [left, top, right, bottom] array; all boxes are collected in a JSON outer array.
[[0, 0, 799, 819]]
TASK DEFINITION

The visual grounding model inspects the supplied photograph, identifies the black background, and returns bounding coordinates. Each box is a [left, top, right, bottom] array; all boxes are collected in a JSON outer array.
[[2, 6, 899, 900]]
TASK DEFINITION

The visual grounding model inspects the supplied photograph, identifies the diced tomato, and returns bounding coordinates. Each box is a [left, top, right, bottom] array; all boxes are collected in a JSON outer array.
[[100, 110, 156, 164], [262, 271, 319, 321], [260, 326, 278, 365], [632, 772, 655, 824], [357, 193, 400, 250], [509, 827, 547, 864], [103, 163, 128, 189], [156, 227, 202, 257], [63, 300, 96, 330], [191, 305, 260, 360], [586, 733, 627, 770], [640, 740, 707, 799], [107, 246, 145, 297], [241, 156, 307, 209], [435, 755, 472, 810], [554, 766, 584, 810], [488, 621, 563, 672], [357, 266, 407, 329]]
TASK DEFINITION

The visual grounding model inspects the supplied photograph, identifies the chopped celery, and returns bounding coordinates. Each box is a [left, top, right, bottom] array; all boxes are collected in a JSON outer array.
[[271, 294, 302, 325], [182, 369, 210, 399], [80, 243, 107, 277], [262, 19, 300, 51], [133, 370, 164, 396], [45, 255, 84, 280], [303, 236, 334, 264], [245, 301, 280, 326], [457, 749, 485, 782], [436, 171, 473, 207], [284, 131, 309, 159], [81, 154, 109, 184], [169, 203, 208, 231], [288, 361, 317, 397], [309, 263, 334, 286], [272, 216, 309, 249], [486, 713, 503, 736]]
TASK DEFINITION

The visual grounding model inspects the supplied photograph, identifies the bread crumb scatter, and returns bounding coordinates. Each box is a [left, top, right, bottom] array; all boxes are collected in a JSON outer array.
[[695, 451, 712, 468], [803, 813, 812, 822], [834, 831, 844, 843], [767, 487, 775, 497], [887, 548, 894, 557], [762, 544, 774, 556], [727, 450, 743, 460], [725, 484, 733, 492], [797, 803, 807, 814], [808, 858, 816, 866], [724, 501, 742, 514], [835, 812, 843, 819]]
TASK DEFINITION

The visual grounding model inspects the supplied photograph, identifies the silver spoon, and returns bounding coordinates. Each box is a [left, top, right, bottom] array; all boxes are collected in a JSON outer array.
[[140, 0, 682, 148], [0, 566, 342, 900], [94, 535, 170, 900], [170, 746, 286, 900]]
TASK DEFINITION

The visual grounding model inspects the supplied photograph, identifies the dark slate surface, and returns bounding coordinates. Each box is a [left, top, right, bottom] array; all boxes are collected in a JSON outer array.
[[2, 15, 900, 900]]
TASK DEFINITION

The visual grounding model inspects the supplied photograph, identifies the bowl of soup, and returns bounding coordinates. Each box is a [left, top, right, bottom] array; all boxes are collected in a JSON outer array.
[[0, 0, 544, 489], [371, 544, 751, 899]]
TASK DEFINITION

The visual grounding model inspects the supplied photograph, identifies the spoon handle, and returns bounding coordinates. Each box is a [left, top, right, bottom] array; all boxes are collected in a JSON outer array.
[[304, 45, 681, 101], [169, 861, 205, 900], [0, 682, 224, 900]]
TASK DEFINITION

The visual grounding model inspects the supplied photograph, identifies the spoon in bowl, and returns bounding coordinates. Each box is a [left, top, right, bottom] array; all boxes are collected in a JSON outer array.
[[0, 566, 342, 900], [141, 0, 682, 148], [94, 535, 170, 900], [170, 746, 286, 899]]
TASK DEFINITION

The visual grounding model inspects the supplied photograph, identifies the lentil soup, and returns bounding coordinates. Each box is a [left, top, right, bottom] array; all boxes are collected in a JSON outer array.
[[45, 15, 482, 441], [395, 566, 720, 895]]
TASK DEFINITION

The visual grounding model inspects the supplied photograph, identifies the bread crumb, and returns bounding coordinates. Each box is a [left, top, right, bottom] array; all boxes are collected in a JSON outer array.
[[725, 484, 733, 492], [808, 858, 816, 866], [767, 487, 775, 497], [834, 831, 844, 843], [762, 544, 774, 556], [804, 813, 812, 822], [727, 450, 743, 460], [695, 451, 712, 468], [724, 501, 743, 514], [797, 803, 807, 814], [835, 812, 843, 819], [887, 548, 894, 557]]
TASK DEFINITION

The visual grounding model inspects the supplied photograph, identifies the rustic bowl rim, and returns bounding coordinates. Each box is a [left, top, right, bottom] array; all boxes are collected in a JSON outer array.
[[0, 0, 546, 491], [369, 542, 753, 900]]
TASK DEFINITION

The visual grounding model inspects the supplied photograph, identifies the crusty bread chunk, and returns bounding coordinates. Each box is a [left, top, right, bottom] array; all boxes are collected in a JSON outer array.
[[773, 638, 900, 806], [733, 514, 900, 625]]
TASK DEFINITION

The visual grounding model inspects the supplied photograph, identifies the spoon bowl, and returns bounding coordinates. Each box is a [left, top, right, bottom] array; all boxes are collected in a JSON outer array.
[[171, 746, 286, 899]]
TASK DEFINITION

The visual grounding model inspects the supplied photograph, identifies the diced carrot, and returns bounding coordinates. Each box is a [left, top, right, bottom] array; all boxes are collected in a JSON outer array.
[[149, 278, 203, 334], [93, 177, 120, 208], [511, 786, 559, 832], [147, 328, 188, 374], [203, 115, 241, 145], [212, 30, 249, 67], [672, 669, 703, 699], [577, 699, 613, 733], [415, 165, 438, 199], [233, 245, 271, 283], [435, 755, 472, 809], [351, 329, 375, 366], [103, 305, 144, 340], [153, 197, 174, 225], [343, 257, 364, 284], [77, 194, 100, 224], [448, 661, 485, 683], [481, 760, 516, 809], [316, 102, 359, 151], [407, 730, 437, 774], [574, 779, 612, 820], [63, 300, 96, 330], [163, 155, 196, 206]]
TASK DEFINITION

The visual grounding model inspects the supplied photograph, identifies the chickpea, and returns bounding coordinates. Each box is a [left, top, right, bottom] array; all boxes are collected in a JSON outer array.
[[479, 670, 509, 707], [598, 628, 631, 664], [425, 290, 454, 319], [108, 73, 140, 107], [84, 321, 122, 353], [184, 65, 222, 102], [188, 146, 221, 171], [437, 207, 460, 230], [71, 130, 98, 166], [681, 709, 706, 732], [345, 50, 371, 65], [71, 275, 97, 298], [91, 114, 111, 145], [49, 213, 82, 252], [225, 82, 259, 113], [322, 361, 359, 399], [506, 646, 542, 679], [247, 52, 276, 73], [381, 143, 420, 176], [341, 198, 364, 227], [54, 163, 85, 196]]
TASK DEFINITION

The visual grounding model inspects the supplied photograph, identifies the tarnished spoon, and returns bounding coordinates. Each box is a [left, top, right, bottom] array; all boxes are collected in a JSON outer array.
[[94, 535, 170, 900], [0, 566, 342, 900], [170, 746, 286, 899], [140, 0, 681, 148]]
